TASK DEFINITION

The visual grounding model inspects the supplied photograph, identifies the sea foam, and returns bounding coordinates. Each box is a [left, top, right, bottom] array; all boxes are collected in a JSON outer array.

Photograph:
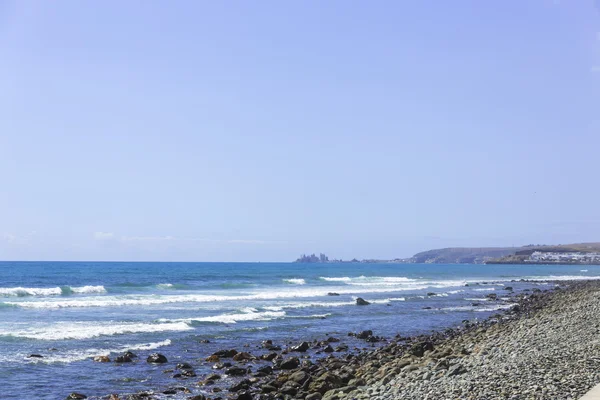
[[0, 286, 106, 297]]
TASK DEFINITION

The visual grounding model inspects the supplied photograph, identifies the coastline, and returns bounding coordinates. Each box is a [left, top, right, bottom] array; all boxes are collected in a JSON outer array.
[[75, 279, 600, 400]]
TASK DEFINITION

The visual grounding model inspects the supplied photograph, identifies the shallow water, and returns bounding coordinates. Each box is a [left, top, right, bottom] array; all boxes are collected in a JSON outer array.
[[1, 261, 598, 399]]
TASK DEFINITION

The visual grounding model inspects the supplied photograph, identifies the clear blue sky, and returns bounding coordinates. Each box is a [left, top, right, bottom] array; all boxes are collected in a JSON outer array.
[[1, 1, 599, 261]]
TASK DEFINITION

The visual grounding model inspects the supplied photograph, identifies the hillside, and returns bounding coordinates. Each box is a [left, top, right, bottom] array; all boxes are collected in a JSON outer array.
[[410, 247, 520, 264], [410, 242, 600, 264]]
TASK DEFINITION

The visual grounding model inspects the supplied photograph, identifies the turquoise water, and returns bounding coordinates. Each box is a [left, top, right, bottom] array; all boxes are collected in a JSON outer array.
[[1, 261, 598, 399]]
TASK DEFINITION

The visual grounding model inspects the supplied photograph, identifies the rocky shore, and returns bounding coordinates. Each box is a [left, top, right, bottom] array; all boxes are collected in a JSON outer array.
[[72, 280, 600, 400]]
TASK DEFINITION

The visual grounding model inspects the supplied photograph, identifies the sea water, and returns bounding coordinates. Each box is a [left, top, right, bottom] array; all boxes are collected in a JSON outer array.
[[1, 261, 598, 399]]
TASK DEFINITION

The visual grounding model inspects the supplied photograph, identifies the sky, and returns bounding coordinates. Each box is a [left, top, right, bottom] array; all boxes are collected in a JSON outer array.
[[1, 1, 599, 262]]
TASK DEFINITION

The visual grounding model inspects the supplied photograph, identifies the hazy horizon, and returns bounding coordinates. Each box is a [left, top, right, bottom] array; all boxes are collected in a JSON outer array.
[[2, 1, 599, 262]]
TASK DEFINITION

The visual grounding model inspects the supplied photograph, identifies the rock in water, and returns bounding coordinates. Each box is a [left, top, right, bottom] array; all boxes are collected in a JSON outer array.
[[93, 356, 110, 363], [28, 354, 44, 358], [146, 353, 168, 364], [66, 394, 87, 400], [355, 297, 370, 305], [291, 341, 310, 352]]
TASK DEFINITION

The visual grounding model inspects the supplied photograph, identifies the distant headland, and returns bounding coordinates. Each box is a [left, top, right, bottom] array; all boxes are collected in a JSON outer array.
[[295, 242, 600, 265]]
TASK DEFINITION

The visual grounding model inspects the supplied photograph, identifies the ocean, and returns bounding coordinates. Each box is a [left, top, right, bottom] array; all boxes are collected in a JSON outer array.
[[1, 261, 598, 399]]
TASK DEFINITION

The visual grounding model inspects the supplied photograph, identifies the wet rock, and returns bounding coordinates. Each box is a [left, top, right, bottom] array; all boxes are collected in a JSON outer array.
[[199, 339, 210, 344], [261, 352, 278, 361], [308, 371, 343, 394], [422, 306, 432, 310], [212, 349, 238, 358], [262, 384, 277, 393], [409, 341, 434, 357], [504, 286, 514, 291], [235, 391, 253, 400], [114, 352, 135, 363], [233, 352, 254, 361], [327, 292, 340, 296], [356, 330, 373, 339], [280, 356, 300, 370], [427, 292, 436, 296], [326, 337, 340, 342], [323, 345, 334, 353], [486, 293, 498, 300], [229, 379, 251, 392], [28, 354, 44, 358], [93, 355, 110, 362], [66, 393, 87, 400], [291, 341, 310, 352], [226, 366, 247, 376], [355, 297, 370, 306], [146, 353, 168, 364], [257, 365, 273, 374], [205, 355, 220, 362], [188, 396, 206, 400]]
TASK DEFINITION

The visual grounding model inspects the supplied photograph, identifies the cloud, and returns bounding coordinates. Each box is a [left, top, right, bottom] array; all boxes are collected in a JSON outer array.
[[121, 235, 175, 242], [2, 233, 16, 243], [94, 232, 115, 240], [592, 66, 600, 73]]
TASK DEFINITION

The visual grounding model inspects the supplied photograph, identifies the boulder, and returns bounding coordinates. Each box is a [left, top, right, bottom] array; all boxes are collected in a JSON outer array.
[[356, 330, 373, 339], [288, 370, 309, 384], [28, 354, 44, 358], [486, 293, 498, 300], [280, 356, 300, 370], [504, 286, 513, 291], [291, 342, 310, 352], [327, 293, 340, 296], [233, 352, 254, 361], [355, 297, 370, 306], [212, 349, 238, 358], [146, 353, 168, 364], [93, 356, 110, 363], [427, 292, 436, 296], [323, 345, 334, 353], [236, 391, 253, 400]]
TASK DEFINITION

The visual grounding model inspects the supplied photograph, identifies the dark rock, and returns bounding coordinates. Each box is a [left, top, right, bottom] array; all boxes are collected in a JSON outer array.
[[486, 293, 498, 300], [326, 337, 340, 342], [261, 384, 277, 393], [427, 292, 436, 296], [189, 396, 207, 400], [257, 365, 273, 374], [280, 356, 300, 370], [66, 394, 87, 400], [323, 345, 334, 353], [236, 391, 253, 400], [177, 362, 194, 370], [212, 349, 238, 358], [261, 352, 278, 361], [225, 366, 247, 376], [356, 330, 373, 339], [199, 339, 211, 343], [114, 353, 134, 363], [422, 306, 432, 310], [504, 286, 513, 291], [28, 354, 44, 358], [355, 297, 370, 306], [471, 302, 482, 306], [409, 341, 434, 357], [335, 345, 349, 352], [229, 379, 251, 392], [291, 341, 310, 352], [308, 371, 343, 394], [146, 353, 168, 364], [288, 370, 309, 384], [327, 292, 340, 296], [233, 352, 254, 361], [305, 394, 323, 400]]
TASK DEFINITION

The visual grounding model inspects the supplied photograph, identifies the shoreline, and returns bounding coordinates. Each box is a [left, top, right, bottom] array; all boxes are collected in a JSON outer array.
[[72, 279, 600, 400]]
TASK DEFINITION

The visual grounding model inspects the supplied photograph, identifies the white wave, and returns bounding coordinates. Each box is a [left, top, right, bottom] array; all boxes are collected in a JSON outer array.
[[288, 313, 332, 319], [581, 270, 588, 272], [7, 281, 475, 309], [0, 285, 106, 297], [528, 275, 600, 281], [464, 298, 487, 301], [262, 301, 356, 311], [474, 288, 495, 291], [163, 310, 286, 324], [320, 277, 352, 282], [388, 297, 406, 301], [447, 290, 465, 294], [0, 287, 62, 297], [21, 339, 172, 364], [283, 278, 306, 285], [70, 286, 107, 294], [442, 303, 516, 312], [156, 283, 174, 289], [0, 321, 191, 340]]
